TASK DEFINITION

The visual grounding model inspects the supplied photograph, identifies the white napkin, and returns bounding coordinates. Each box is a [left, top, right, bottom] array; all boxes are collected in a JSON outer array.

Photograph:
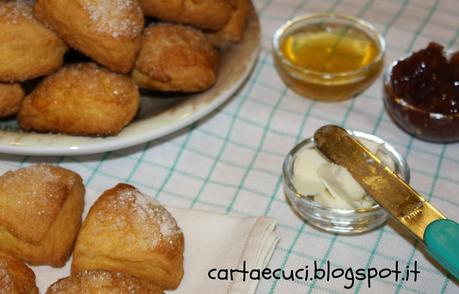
[[168, 208, 279, 294], [32, 188, 279, 294]]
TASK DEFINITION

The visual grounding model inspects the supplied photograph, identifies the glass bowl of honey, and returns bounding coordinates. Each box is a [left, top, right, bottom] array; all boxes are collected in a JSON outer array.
[[273, 13, 385, 101]]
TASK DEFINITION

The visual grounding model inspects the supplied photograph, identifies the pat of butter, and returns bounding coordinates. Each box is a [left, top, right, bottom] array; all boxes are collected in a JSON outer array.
[[361, 140, 380, 154], [292, 138, 396, 209], [293, 149, 328, 195], [360, 139, 396, 171], [377, 151, 395, 171], [314, 190, 354, 210], [317, 163, 366, 209]]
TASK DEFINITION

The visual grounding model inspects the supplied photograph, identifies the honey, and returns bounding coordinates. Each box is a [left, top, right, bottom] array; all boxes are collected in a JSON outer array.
[[273, 14, 385, 101], [280, 24, 379, 74]]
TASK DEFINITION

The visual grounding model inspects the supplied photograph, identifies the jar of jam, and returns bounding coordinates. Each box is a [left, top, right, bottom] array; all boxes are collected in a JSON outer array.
[[383, 43, 459, 143]]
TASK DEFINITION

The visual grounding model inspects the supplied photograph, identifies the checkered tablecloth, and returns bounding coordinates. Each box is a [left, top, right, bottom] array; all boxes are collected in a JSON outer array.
[[2, 0, 459, 293]]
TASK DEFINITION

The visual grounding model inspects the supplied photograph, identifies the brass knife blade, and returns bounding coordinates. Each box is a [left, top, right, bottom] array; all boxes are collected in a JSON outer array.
[[314, 125, 445, 241]]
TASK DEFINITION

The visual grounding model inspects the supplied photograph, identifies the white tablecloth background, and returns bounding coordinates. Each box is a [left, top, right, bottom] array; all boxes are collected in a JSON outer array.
[[1, 0, 458, 293]]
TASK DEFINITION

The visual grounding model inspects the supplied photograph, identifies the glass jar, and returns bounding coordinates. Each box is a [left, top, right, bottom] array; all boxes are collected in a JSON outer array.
[[283, 130, 409, 234], [383, 59, 459, 143]]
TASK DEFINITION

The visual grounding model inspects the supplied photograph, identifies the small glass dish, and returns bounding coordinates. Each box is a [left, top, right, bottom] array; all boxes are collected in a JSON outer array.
[[272, 13, 385, 101], [383, 59, 459, 143], [283, 130, 410, 234]]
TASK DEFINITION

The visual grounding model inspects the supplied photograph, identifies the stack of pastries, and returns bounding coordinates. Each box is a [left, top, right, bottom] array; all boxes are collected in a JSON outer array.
[[0, 164, 185, 293], [0, 0, 252, 136]]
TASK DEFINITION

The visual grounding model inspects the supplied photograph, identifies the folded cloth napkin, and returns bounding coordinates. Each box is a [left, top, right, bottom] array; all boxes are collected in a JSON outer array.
[[33, 188, 279, 294]]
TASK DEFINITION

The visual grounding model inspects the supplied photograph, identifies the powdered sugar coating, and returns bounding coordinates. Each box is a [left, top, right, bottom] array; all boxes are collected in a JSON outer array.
[[92, 184, 182, 250], [0, 260, 12, 291], [47, 270, 162, 293], [0, 164, 64, 215], [82, 0, 143, 39], [0, 0, 34, 24], [0, 255, 37, 293], [52, 63, 139, 103], [122, 188, 177, 238], [116, 186, 180, 243], [0, 164, 80, 243]]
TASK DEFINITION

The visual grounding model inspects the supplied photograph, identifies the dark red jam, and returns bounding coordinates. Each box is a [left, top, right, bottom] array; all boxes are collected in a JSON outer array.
[[384, 43, 459, 142], [390, 43, 459, 114]]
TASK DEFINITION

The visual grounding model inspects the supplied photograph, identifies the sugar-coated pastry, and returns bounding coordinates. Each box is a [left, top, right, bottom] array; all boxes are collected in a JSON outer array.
[[207, 0, 252, 48], [0, 164, 85, 267], [34, 0, 144, 73], [0, 83, 24, 118], [0, 1, 67, 82], [18, 63, 140, 136], [0, 254, 38, 294], [139, 0, 231, 30], [72, 184, 184, 290], [46, 270, 164, 294], [132, 24, 219, 92]]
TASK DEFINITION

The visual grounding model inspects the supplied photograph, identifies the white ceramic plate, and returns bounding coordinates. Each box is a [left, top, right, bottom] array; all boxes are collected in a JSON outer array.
[[0, 13, 260, 156]]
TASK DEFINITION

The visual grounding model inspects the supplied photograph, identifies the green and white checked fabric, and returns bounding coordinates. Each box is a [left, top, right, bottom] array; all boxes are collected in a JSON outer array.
[[1, 0, 459, 293]]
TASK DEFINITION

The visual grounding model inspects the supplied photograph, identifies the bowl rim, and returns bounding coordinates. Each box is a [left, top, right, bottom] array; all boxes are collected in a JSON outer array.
[[383, 57, 459, 119], [272, 12, 386, 79], [283, 129, 410, 214]]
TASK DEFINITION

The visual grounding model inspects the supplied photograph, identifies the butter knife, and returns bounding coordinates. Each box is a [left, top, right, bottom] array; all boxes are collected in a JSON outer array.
[[314, 125, 459, 280]]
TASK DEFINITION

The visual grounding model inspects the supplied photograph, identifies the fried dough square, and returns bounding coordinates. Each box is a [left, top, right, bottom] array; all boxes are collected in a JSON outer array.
[[139, 0, 231, 30], [18, 63, 140, 137], [72, 184, 184, 290], [0, 164, 85, 267], [34, 0, 144, 73], [46, 270, 163, 294], [132, 24, 219, 92], [207, 0, 252, 48], [0, 1, 67, 82], [0, 254, 38, 294], [0, 83, 24, 118]]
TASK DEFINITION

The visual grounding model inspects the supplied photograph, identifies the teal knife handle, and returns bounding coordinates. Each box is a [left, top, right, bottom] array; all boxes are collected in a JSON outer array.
[[424, 219, 459, 280]]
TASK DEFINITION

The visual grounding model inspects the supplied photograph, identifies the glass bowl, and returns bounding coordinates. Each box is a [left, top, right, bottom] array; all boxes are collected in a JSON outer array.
[[383, 59, 459, 143], [272, 13, 385, 101], [283, 130, 410, 234]]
